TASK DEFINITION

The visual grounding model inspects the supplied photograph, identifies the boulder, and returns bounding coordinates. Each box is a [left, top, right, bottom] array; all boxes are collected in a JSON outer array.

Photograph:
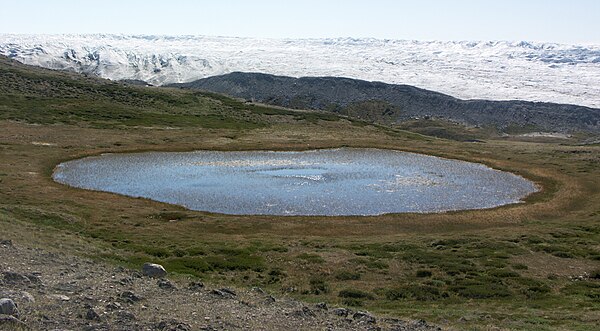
[[0, 298, 18, 317], [157, 279, 176, 290], [211, 289, 236, 298], [142, 263, 167, 278], [188, 281, 204, 291], [47, 294, 70, 301], [353, 311, 376, 324], [85, 308, 101, 321], [315, 302, 328, 310], [156, 318, 192, 331], [332, 307, 350, 317], [292, 306, 315, 318], [2, 272, 30, 284], [119, 291, 143, 303]]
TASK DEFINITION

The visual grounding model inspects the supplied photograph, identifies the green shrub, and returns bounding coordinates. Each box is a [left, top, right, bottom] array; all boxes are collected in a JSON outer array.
[[416, 270, 433, 278], [349, 257, 389, 270], [341, 298, 363, 307], [488, 269, 520, 278], [512, 263, 529, 270], [204, 254, 264, 272], [386, 285, 447, 301], [451, 284, 512, 299], [552, 251, 575, 258], [335, 270, 361, 281], [297, 253, 325, 264], [338, 289, 375, 300], [309, 277, 330, 294], [267, 268, 285, 283]]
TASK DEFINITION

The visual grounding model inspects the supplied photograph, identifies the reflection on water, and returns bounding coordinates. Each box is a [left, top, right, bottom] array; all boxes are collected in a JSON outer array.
[[53, 148, 537, 216]]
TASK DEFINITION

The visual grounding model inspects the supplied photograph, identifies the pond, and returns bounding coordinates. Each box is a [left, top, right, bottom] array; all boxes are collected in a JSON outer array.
[[52, 148, 537, 216]]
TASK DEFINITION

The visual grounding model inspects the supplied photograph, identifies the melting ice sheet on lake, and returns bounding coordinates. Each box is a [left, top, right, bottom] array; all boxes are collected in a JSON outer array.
[[52, 148, 538, 216]]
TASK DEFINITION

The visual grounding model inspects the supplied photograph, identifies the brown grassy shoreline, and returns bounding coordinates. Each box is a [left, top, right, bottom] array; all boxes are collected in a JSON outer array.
[[2, 119, 599, 330]]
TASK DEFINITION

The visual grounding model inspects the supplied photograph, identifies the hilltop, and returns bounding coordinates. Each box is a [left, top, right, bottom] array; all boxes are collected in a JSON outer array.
[[170, 72, 600, 134]]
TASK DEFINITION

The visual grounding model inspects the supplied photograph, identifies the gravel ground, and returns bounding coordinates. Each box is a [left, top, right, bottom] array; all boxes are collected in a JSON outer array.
[[0, 239, 441, 331]]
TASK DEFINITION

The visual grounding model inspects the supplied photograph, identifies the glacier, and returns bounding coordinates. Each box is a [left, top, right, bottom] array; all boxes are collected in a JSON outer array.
[[1, 34, 599, 108]]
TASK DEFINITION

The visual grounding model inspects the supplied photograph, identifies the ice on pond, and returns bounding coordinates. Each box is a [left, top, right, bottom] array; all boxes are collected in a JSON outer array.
[[52, 148, 538, 216]]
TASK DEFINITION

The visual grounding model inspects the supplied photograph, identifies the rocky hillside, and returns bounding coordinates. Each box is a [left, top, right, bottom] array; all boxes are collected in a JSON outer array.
[[0, 239, 440, 331], [169, 72, 600, 133]]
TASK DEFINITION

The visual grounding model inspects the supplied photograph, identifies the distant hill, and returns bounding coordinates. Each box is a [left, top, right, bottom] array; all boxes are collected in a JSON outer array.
[[169, 72, 600, 133]]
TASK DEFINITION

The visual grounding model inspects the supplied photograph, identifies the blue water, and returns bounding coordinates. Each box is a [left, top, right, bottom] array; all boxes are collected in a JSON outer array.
[[52, 148, 537, 216]]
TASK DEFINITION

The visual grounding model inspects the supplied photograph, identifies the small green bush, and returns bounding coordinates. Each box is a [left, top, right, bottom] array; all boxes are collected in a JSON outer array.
[[309, 277, 330, 294], [451, 283, 512, 299], [349, 257, 389, 270], [386, 285, 447, 301], [338, 289, 375, 300], [552, 251, 575, 258], [335, 270, 361, 281], [512, 263, 529, 270], [341, 298, 363, 306], [488, 269, 520, 278], [297, 253, 325, 264]]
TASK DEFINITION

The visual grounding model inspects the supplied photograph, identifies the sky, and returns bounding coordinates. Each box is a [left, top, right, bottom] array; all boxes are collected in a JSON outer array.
[[1, 0, 599, 44]]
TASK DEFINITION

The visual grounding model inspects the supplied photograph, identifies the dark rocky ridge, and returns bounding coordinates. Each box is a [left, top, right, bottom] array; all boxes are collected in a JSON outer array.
[[169, 72, 600, 133]]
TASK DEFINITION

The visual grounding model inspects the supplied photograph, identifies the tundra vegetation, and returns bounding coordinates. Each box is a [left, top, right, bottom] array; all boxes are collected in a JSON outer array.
[[1, 56, 599, 330]]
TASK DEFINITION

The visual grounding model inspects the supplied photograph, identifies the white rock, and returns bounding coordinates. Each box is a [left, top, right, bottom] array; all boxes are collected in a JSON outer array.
[[142, 263, 167, 278]]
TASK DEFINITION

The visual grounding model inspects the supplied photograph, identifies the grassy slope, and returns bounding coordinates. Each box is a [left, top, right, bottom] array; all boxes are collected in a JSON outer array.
[[1, 56, 599, 330]]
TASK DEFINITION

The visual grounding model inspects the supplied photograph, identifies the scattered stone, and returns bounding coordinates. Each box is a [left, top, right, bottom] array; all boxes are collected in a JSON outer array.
[[211, 289, 235, 298], [411, 319, 441, 330], [54, 282, 79, 293], [2, 272, 30, 284], [389, 318, 440, 330], [20, 291, 35, 303], [114, 266, 126, 273], [283, 287, 297, 293], [316, 302, 328, 310], [142, 263, 167, 278], [118, 277, 134, 285], [117, 310, 136, 320], [332, 308, 350, 317], [156, 318, 192, 331], [263, 295, 276, 304], [119, 291, 143, 303], [157, 279, 176, 290], [218, 288, 236, 296], [353, 311, 376, 324], [188, 281, 204, 291], [0, 314, 27, 329], [24, 274, 42, 285], [47, 294, 70, 301], [251, 287, 266, 294], [292, 306, 316, 318], [105, 302, 122, 311], [85, 308, 101, 321], [0, 298, 18, 317]]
